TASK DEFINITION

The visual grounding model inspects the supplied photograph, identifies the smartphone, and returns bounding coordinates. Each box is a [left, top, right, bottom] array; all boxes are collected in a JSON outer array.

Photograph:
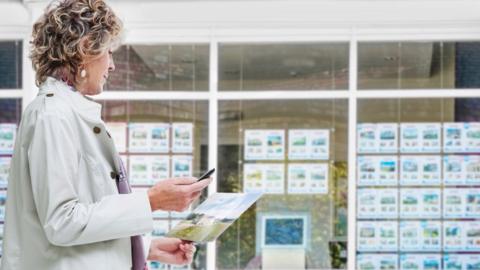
[[197, 168, 215, 181]]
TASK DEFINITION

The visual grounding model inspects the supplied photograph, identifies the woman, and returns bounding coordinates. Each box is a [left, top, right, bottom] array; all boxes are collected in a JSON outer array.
[[0, 0, 212, 269]]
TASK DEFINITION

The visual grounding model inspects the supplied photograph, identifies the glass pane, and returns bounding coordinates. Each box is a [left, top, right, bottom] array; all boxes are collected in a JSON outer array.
[[101, 100, 209, 269], [358, 41, 480, 90], [356, 98, 480, 268], [105, 44, 209, 91], [0, 98, 22, 243], [217, 100, 348, 269], [0, 41, 22, 89], [219, 43, 349, 91]]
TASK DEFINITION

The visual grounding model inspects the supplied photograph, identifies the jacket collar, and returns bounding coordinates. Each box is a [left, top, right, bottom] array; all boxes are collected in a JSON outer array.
[[39, 77, 103, 121]]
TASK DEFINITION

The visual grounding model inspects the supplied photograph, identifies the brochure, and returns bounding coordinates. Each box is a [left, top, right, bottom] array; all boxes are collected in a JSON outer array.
[[465, 155, 480, 185], [129, 156, 151, 185], [265, 130, 285, 160], [0, 124, 16, 154], [399, 254, 441, 270], [244, 130, 265, 160], [166, 192, 262, 242], [128, 123, 151, 152], [357, 221, 377, 251], [151, 156, 170, 183], [0, 157, 11, 188], [106, 122, 127, 153], [243, 164, 264, 193]]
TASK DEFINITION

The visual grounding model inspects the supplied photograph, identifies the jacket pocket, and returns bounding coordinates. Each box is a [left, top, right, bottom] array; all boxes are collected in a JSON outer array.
[[77, 153, 107, 202]]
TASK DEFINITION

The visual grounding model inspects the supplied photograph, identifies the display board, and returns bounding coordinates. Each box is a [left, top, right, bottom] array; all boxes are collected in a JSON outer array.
[[357, 122, 480, 269]]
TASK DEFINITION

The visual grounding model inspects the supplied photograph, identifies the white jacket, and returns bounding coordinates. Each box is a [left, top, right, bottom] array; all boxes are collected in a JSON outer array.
[[1, 77, 153, 270]]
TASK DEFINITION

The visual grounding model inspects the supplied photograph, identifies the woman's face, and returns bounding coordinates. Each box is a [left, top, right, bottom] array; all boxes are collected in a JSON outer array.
[[76, 48, 115, 95]]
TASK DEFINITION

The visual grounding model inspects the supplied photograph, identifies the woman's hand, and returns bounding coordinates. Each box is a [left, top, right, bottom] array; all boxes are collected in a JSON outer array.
[[147, 237, 196, 265], [147, 177, 212, 212]]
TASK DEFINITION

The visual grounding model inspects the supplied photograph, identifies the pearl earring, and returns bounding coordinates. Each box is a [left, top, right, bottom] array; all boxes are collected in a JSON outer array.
[[80, 69, 86, 78]]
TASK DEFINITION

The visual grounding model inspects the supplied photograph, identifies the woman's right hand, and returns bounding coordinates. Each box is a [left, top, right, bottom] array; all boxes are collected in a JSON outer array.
[[147, 177, 212, 212]]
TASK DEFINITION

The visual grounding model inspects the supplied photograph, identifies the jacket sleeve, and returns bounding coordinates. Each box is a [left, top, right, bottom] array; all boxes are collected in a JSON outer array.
[[27, 110, 153, 246]]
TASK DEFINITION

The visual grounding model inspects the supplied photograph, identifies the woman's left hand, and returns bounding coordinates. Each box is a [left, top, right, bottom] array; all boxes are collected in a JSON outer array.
[[147, 237, 196, 265]]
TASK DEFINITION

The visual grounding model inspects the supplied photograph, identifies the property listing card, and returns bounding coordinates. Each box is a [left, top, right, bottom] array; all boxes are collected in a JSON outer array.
[[244, 130, 285, 160], [263, 164, 285, 194], [466, 188, 480, 218], [444, 254, 480, 270], [400, 156, 441, 186], [172, 123, 193, 153], [443, 188, 466, 218], [400, 189, 441, 219], [151, 123, 170, 153], [400, 123, 441, 153], [465, 155, 480, 185], [357, 221, 377, 251], [243, 164, 264, 193], [357, 188, 398, 219], [287, 163, 329, 194], [0, 124, 16, 154], [443, 155, 465, 185], [465, 122, 480, 152], [400, 221, 441, 251], [358, 156, 398, 186], [444, 122, 480, 153], [106, 122, 127, 153], [171, 155, 193, 178], [357, 123, 398, 153], [465, 221, 480, 251], [0, 157, 11, 188], [129, 123, 171, 153], [357, 221, 398, 252], [129, 156, 151, 185], [243, 164, 285, 194], [288, 129, 330, 160], [151, 156, 170, 184], [443, 221, 465, 251], [357, 254, 398, 270], [399, 254, 441, 270], [357, 123, 378, 153], [0, 190, 6, 221]]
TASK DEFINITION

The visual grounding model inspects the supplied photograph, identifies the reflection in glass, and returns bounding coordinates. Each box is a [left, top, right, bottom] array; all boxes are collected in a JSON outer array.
[[0, 99, 21, 124], [358, 42, 480, 90], [106, 44, 209, 91], [217, 100, 348, 269], [0, 41, 22, 89], [101, 100, 209, 269], [219, 43, 349, 91]]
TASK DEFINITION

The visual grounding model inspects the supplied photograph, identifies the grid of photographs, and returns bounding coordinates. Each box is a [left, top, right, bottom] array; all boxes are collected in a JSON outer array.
[[243, 129, 331, 195], [357, 122, 480, 269]]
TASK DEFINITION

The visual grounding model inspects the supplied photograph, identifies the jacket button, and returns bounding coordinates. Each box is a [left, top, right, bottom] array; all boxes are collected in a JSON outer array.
[[110, 171, 117, 179], [46, 93, 54, 97], [93, 126, 101, 134]]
